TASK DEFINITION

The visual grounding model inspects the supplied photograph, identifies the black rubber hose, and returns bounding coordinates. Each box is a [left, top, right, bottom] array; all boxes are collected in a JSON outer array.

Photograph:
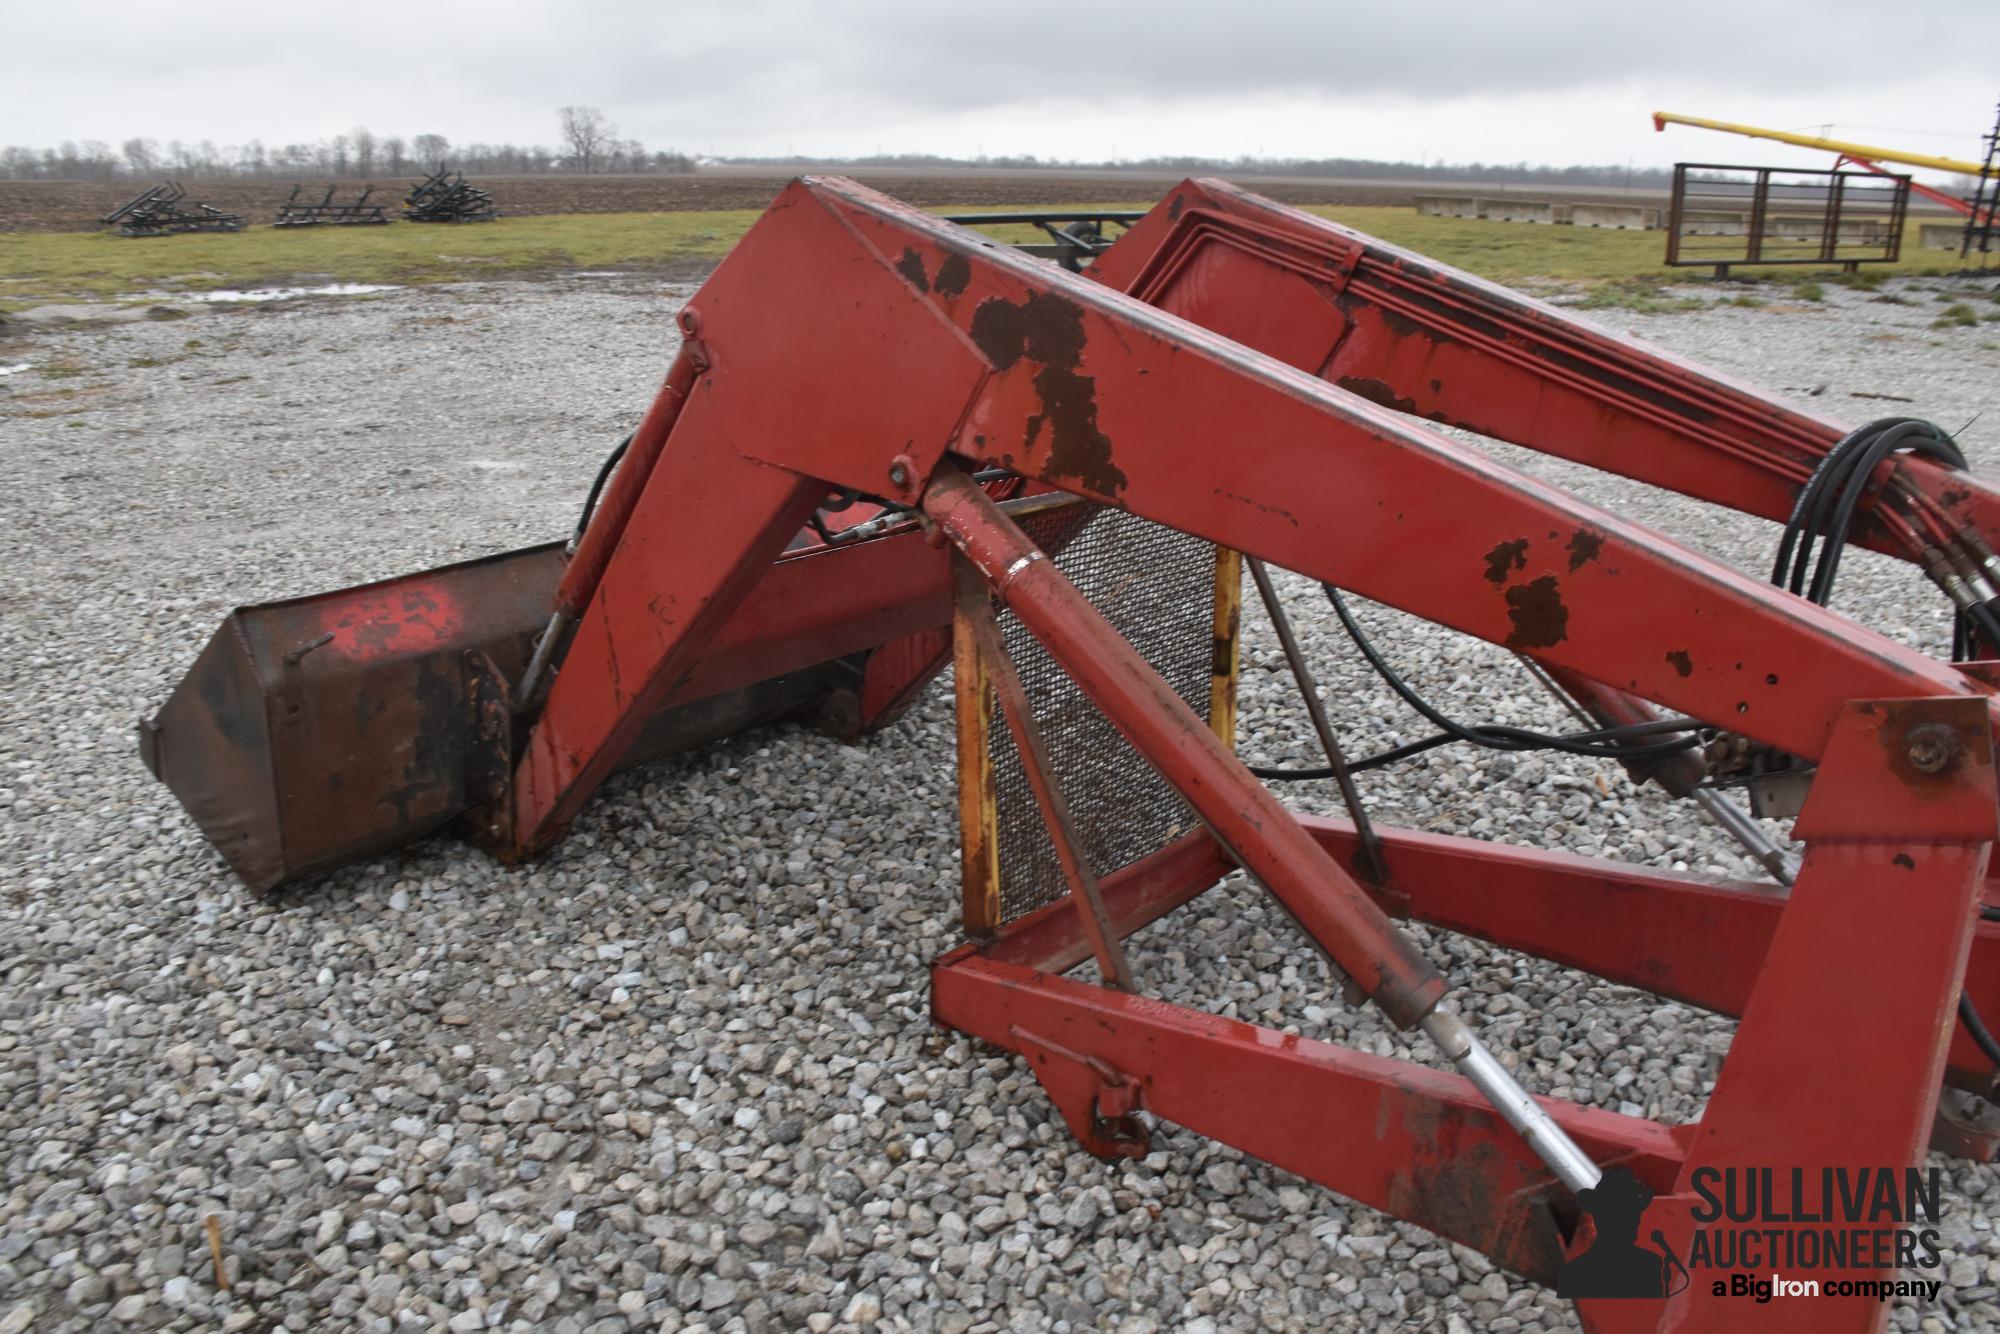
[[1773, 418, 1965, 605], [1322, 585, 1704, 761], [1808, 422, 1942, 604], [1802, 429, 1911, 601], [1965, 891, 2000, 1069], [1763, 420, 1997, 1064], [1249, 733, 1459, 780], [1961, 994, 2000, 1070], [1247, 715, 1703, 781], [1970, 602, 2000, 656], [1773, 420, 1881, 594], [573, 432, 634, 545], [1774, 419, 1921, 596], [1779, 424, 1894, 596]]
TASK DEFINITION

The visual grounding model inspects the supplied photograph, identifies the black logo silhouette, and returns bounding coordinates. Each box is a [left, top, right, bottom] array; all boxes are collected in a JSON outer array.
[[1558, 1167, 1688, 1300]]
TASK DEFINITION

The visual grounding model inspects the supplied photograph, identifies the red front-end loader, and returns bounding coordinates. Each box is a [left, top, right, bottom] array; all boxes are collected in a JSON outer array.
[[146, 176, 2000, 1330]]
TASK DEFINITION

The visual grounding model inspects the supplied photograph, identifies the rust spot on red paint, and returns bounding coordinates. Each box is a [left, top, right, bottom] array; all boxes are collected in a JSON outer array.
[[1504, 576, 1567, 648], [1566, 529, 1605, 571], [1483, 538, 1529, 585], [1337, 374, 1420, 416], [968, 292, 1127, 498], [1665, 649, 1693, 678], [970, 297, 1028, 369], [934, 252, 971, 298], [894, 247, 929, 292], [1370, 303, 1433, 343]]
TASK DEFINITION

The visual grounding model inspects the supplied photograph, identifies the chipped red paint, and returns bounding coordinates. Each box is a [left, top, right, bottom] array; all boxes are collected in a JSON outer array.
[[316, 583, 467, 663]]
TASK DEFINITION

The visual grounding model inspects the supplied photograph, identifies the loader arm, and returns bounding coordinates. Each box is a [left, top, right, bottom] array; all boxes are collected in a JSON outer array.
[[1088, 177, 2000, 559], [518, 175, 2000, 859], [516, 174, 1989, 856]]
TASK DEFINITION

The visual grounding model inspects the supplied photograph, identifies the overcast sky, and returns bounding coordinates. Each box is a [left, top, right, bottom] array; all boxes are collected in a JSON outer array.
[[7, 1, 1995, 177]]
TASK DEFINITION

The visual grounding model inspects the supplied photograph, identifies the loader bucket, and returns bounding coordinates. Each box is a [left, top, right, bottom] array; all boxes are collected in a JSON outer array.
[[141, 541, 855, 896]]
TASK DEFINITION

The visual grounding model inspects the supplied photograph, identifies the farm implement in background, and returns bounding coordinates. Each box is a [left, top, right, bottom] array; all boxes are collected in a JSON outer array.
[[273, 184, 391, 227], [100, 182, 245, 238], [1656, 106, 2000, 258], [939, 210, 1145, 271], [402, 166, 498, 223], [1663, 162, 1909, 278], [145, 175, 2000, 1330]]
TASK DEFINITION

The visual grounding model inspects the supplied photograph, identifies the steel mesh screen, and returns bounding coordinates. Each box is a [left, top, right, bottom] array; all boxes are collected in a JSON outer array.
[[990, 506, 1218, 924]]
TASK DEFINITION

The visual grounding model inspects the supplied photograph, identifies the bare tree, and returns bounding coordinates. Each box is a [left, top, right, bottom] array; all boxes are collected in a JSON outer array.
[[412, 133, 449, 169], [380, 136, 406, 175], [122, 137, 158, 177], [557, 106, 615, 173], [77, 140, 118, 180], [350, 126, 376, 178]]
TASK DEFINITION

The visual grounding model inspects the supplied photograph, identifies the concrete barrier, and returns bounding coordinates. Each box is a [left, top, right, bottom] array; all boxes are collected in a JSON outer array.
[[1570, 204, 1663, 231], [1413, 195, 1479, 220], [1764, 215, 1895, 243], [1676, 210, 1748, 236], [1920, 222, 1965, 251], [1476, 197, 1555, 225]]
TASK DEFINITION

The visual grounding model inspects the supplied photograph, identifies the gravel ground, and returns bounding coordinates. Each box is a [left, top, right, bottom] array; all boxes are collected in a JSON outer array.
[[4, 269, 2000, 1333]]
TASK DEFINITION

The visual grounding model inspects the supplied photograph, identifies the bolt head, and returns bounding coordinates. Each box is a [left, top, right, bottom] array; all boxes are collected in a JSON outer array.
[[888, 462, 910, 486], [1905, 722, 1960, 774]]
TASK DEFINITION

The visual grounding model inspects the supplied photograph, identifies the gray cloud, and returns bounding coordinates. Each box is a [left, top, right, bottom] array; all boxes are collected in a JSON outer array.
[[6, 0, 1994, 161]]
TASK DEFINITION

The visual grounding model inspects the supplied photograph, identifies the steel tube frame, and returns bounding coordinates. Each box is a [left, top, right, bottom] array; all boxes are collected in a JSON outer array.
[[956, 553, 1135, 990], [922, 466, 1446, 1028], [1245, 555, 1388, 882], [933, 691, 1993, 1330], [481, 175, 2000, 1328], [925, 469, 1610, 1192], [933, 948, 1682, 1285]]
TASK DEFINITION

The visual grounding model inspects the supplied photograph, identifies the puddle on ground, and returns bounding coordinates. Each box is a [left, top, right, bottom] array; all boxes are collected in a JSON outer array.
[[147, 283, 403, 304]]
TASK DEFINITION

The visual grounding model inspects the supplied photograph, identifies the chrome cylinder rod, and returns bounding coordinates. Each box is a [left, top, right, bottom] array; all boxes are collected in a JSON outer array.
[[514, 610, 571, 712], [1690, 787, 1798, 884], [1420, 1007, 1602, 1195]]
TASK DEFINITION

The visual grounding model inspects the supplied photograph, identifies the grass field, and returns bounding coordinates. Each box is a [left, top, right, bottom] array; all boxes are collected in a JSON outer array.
[[1, 203, 1992, 310]]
